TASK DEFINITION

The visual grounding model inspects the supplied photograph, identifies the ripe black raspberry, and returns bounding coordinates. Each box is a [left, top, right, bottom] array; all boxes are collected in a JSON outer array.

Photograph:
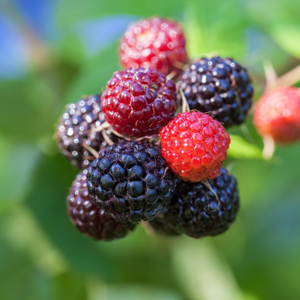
[[67, 169, 135, 240], [86, 141, 176, 223], [56, 95, 119, 169], [177, 56, 253, 127], [149, 168, 239, 238]]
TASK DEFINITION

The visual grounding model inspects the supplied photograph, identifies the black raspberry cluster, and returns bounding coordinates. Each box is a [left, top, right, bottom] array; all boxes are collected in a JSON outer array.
[[56, 17, 253, 241]]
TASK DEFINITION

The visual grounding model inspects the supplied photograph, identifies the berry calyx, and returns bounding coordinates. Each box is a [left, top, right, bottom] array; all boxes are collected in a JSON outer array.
[[56, 95, 119, 169], [177, 56, 253, 127], [86, 141, 176, 223], [253, 86, 300, 144], [120, 17, 188, 77], [149, 168, 239, 238], [159, 111, 230, 182], [67, 169, 136, 240], [101, 67, 177, 138]]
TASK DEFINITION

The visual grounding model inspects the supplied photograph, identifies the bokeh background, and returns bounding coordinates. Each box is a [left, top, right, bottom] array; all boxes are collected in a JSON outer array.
[[1, 0, 300, 299]]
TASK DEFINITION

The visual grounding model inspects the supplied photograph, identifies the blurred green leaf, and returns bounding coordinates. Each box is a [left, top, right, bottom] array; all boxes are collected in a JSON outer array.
[[246, 0, 300, 26], [2, 206, 67, 275], [51, 272, 87, 300], [0, 208, 87, 300], [245, 0, 300, 61], [185, 0, 247, 59], [0, 233, 35, 300], [0, 233, 86, 300], [55, 33, 86, 66], [268, 20, 300, 60], [0, 136, 40, 207], [172, 238, 245, 300], [0, 76, 59, 140], [64, 45, 120, 104], [228, 135, 262, 159], [56, 0, 184, 26], [25, 153, 119, 279], [88, 283, 183, 300]]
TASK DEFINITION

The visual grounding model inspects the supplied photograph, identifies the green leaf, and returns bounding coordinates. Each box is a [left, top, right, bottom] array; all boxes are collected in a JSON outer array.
[[25, 153, 118, 279], [64, 45, 120, 104], [56, 0, 184, 26], [246, 0, 300, 26], [268, 20, 300, 60], [0, 210, 87, 300], [228, 135, 263, 159], [0, 136, 40, 207], [0, 76, 58, 140], [185, 0, 247, 60], [172, 238, 245, 300], [2, 206, 67, 275], [52, 272, 87, 300], [89, 283, 183, 300]]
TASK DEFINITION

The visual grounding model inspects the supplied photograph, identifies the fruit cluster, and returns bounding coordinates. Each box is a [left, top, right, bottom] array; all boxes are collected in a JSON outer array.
[[56, 16, 300, 242]]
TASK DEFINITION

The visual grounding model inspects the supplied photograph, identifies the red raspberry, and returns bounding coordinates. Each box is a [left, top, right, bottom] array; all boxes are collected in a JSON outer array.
[[119, 17, 188, 77], [101, 67, 177, 138], [159, 112, 230, 182], [253, 87, 300, 144]]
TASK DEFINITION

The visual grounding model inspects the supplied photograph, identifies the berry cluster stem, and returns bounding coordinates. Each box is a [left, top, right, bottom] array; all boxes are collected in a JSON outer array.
[[263, 59, 278, 91], [276, 64, 300, 88], [82, 143, 99, 159], [201, 180, 220, 202], [180, 89, 190, 112], [92, 121, 111, 133], [262, 136, 275, 160]]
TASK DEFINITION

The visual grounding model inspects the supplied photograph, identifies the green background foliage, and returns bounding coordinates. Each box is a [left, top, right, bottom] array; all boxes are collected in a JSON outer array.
[[1, 0, 300, 299]]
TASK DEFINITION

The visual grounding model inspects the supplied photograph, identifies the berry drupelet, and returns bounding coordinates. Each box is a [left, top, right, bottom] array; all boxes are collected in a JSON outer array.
[[101, 67, 177, 138], [86, 141, 176, 224], [159, 111, 230, 182], [56, 95, 119, 169], [177, 56, 253, 127], [67, 169, 136, 240], [149, 168, 239, 238], [120, 17, 188, 77]]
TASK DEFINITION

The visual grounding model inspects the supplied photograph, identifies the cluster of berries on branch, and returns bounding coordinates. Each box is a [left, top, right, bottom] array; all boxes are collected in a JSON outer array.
[[57, 16, 300, 242]]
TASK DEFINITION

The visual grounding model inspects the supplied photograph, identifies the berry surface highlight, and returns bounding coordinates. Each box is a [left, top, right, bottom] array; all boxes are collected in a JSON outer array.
[[56, 95, 119, 169]]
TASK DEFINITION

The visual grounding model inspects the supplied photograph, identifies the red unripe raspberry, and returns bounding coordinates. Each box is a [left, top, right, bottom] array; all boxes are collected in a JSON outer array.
[[101, 67, 177, 137], [159, 112, 230, 182], [253, 87, 300, 144], [120, 17, 188, 77]]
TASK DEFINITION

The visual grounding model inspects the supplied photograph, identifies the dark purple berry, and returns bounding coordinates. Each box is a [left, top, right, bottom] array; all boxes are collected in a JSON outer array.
[[56, 95, 120, 169], [87, 141, 176, 223], [149, 168, 239, 238], [67, 169, 136, 240], [177, 56, 253, 127]]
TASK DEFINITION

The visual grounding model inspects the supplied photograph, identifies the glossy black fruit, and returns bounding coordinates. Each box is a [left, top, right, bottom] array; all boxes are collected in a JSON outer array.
[[87, 141, 176, 223], [67, 169, 135, 240], [149, 168, 239, 238], [177, 56, 253, 127], [56, 94, 119, 169]]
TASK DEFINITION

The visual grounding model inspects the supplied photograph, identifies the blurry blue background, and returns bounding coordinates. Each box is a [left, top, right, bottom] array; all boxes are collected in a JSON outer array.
[[1, 0, 300, 299]]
